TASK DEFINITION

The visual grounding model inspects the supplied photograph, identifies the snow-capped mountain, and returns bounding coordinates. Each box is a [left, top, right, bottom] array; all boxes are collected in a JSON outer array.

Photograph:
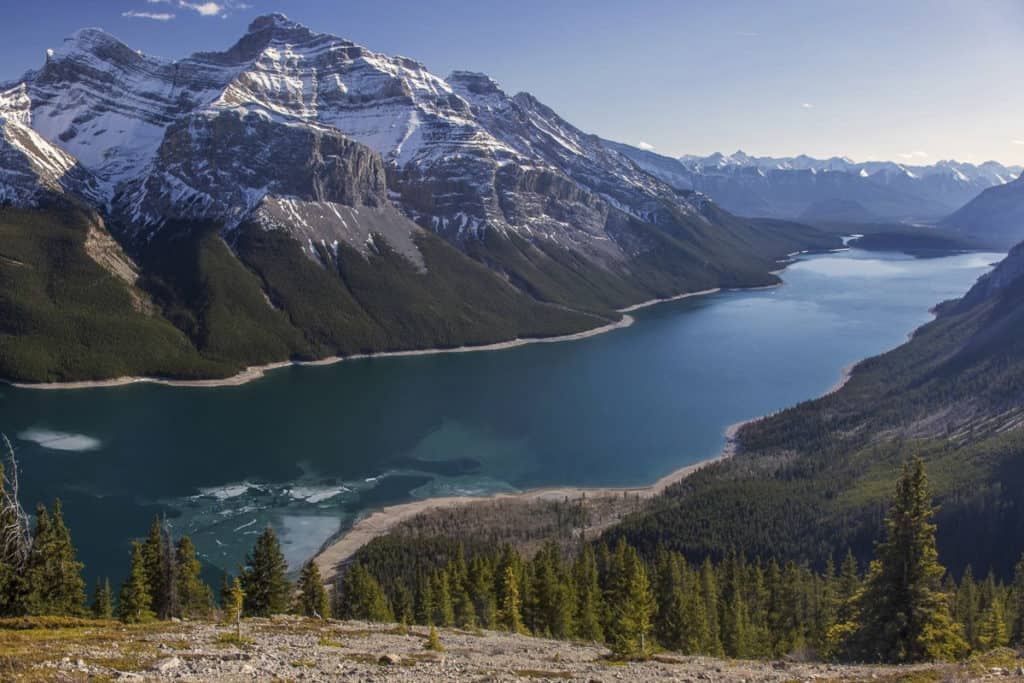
[[2, 14, 696, 262], [611, 145, 1021, 222], [0, 14, 841, 383]]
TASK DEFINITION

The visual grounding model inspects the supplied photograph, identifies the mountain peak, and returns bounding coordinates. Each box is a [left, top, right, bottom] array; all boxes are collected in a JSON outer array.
[[246, 13, 304, 34]]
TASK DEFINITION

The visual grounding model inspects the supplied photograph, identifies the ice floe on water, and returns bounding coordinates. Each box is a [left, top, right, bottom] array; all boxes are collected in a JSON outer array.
[[195, 482, 256, 500], [286, 485, 351, 504], [18, 428, 101, 452]]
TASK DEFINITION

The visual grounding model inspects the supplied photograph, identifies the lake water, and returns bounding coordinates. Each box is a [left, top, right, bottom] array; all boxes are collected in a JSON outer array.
[[0, 248, 1001, 584]]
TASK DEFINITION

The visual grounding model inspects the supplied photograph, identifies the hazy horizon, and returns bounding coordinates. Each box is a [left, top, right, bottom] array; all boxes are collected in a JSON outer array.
[[2, 0, 1022, 166]]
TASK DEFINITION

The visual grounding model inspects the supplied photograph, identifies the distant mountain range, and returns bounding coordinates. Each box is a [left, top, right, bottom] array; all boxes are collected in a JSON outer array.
[[0, 14, 837, 383], [607, 144, 1021, 224], [941, 172, 1024, 249]]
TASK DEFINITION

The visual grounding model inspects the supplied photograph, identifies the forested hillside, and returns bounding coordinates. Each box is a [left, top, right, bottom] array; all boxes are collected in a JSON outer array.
[[610, 244, 1024, 579]]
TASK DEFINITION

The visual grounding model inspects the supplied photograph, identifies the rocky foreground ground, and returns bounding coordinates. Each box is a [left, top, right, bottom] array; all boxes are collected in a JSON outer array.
[[2, 617, 1022, 682]]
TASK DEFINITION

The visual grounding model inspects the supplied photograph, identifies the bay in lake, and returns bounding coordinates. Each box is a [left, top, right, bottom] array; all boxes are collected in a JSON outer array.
[[0, 248, 1001, 583]]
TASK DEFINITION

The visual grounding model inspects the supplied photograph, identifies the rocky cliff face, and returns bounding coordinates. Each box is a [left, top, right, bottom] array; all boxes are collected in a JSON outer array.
[[0, 13, 750, 271], [0, 13, 842, 382]]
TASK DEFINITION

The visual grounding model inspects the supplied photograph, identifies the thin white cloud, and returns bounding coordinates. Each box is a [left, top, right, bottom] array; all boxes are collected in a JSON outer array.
[[736, 31, 759, 37], [801, 102, 814, 109], [637, 141, 655, 151], [1013, 139, 1024, 145], [898, 151, 929, 160], [179, 1, 224, 16], [122, 10, 175, 20]]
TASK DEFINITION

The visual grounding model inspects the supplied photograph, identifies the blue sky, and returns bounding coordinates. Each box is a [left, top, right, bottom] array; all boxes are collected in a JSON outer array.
[[2, 0, 1023, 164]]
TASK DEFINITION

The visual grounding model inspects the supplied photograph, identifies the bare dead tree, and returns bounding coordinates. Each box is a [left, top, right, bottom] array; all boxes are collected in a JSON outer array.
[[0, 434, 32, 570]]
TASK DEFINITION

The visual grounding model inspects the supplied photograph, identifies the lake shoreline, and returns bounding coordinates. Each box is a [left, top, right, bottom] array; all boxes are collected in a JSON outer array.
[[312, 418, 748, 582], [5, 288, 723, 392], [311, 353, 858, 581]]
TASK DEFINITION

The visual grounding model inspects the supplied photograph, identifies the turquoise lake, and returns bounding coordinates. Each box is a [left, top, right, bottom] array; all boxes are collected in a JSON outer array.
[[0, 247, 1002, 583]]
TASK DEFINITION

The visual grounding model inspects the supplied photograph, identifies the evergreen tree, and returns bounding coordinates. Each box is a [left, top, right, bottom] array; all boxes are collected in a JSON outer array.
[[219, 571, 233, 609], [393, 581, 415, 626], [425, 624, 444, 651], [853, 457, 965, 662], [573, 544, 604, 642], [175, 536, 213, 618], [955, 566, 980, 650], [978, 593, 1008, 650], [337, 563, 392, 622], [497, 564, 525, 633], [432, 569, 455, 627], [91, 578, 113, 619], [141, 516, 167, 617], [240, 526, 291, 617], [699, 557, 724, 656], [835, 550, 861, 625], [22, 500, 86, 616], [295, 560, 330, 618], [223, 576, 245, 639], [416, 571, 436, 625], [679, 565, 713, 654], [118, 541, 154, 623], [160, 525, 179, 619], [468, 556, 497, 629], [607, 540, 655, 659]]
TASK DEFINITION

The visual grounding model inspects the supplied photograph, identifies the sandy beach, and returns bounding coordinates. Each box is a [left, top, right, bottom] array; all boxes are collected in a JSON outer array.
[[8, 288, 722, 392], [312, 417, 747, 582]]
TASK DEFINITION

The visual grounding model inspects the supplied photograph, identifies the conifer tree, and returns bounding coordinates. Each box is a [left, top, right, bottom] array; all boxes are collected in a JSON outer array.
[[955, 566, 980, 650], [337, 563, 392, 622], [160, 525, 180, 619], [835, 550, 861, 625], [425, 624, 444, 651], [699, 557, 724, 656], [720, 552, 753, 658], [223, 576, 245, 639], [92, 578, 113, 619], [175, 536, 213, 618], [607, 541, 655, 659], [416, 571, 435, 625], [497, 564, 525, 633], [295, 559, 330, 618], [432, 569, 455, 627], [23, 500, 86, 616], [978, 593, 1008, 650], [573, 544, 604, 642], [118, 541, 154, 623], [393, 581, 415, 626], [853, 457, 965, 662], [241, 525, 290, 617], [679, 565, 713, 654], [468, 556, 497, 629], [141, 516, 167, 616]]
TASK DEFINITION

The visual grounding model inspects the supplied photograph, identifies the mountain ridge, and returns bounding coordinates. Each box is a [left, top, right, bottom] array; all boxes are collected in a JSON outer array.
[[609, 142, 1021, 224], [0, 13, 840, 383]]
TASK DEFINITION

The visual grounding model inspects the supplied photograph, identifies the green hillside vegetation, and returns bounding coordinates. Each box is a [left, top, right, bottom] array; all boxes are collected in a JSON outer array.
[[0, 205, 221, 382], [608, 242, 1024, 579], [0, 200, 838, 383]]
